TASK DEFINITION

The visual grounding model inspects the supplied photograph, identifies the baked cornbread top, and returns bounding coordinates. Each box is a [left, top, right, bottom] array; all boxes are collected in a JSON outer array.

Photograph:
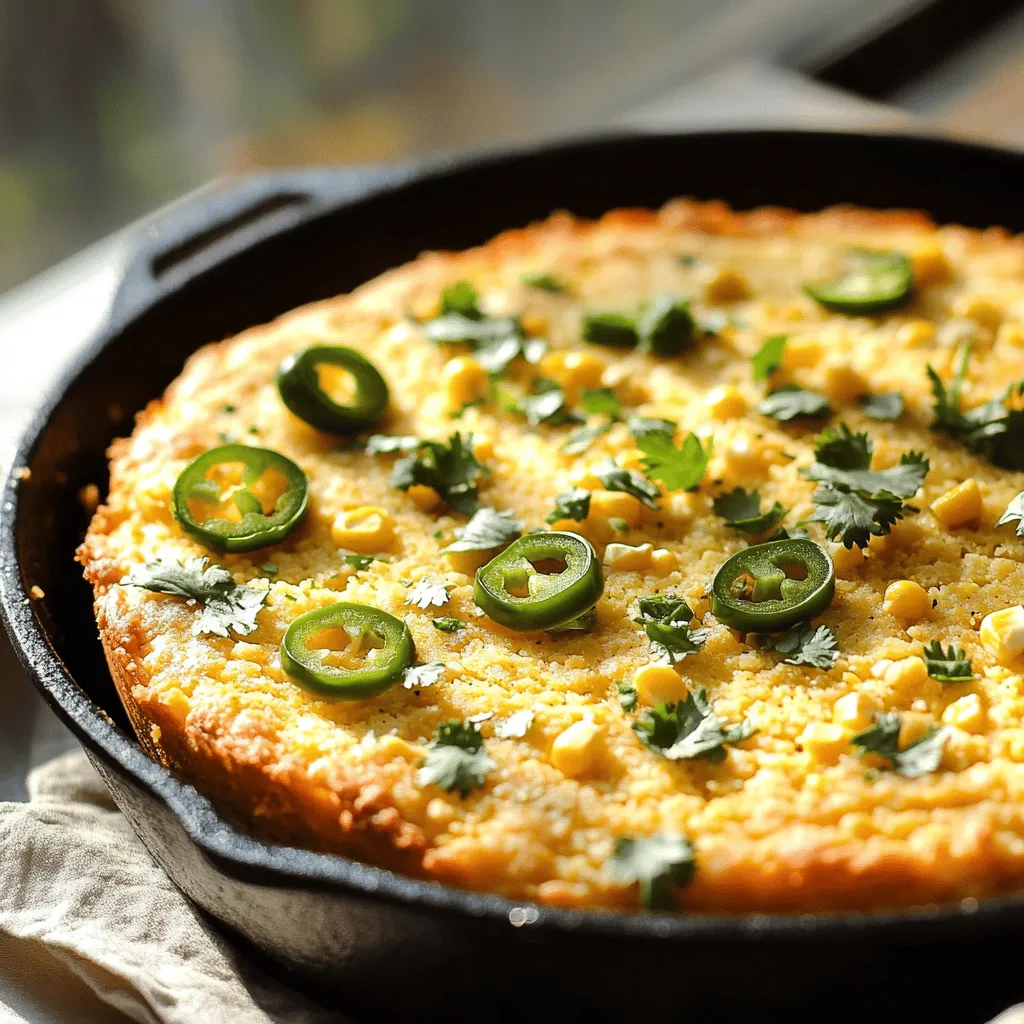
[[80, 200, 1024, 913]]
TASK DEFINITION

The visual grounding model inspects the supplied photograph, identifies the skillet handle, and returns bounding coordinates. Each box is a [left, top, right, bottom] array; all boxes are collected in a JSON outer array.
[[108, 164, 416, 324]]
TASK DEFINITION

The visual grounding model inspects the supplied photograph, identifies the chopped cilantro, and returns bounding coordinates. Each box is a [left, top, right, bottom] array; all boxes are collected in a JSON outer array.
[[595, 460, 662, 509], [221, 403, 237, 414], [247, 425, 260, 435], [635, 595, 708, 663], [760, 623, 838, 669], [260, 562, 278, 575], [756, 384, 832, 422], [860, 392, 904, 421], [493, 709, 535, 739], [636, 431, 712, 492], [608, 517, 630, 534], [439, 280, 481, 317], [442, 507, 522, 553], [751, 334, 787, 381], [582, 311, 638, 348], [712, 487, 788, 535], [560, 421, 613, 455], [390, 432, 486, 515], [432, 617, 465, 633], [365, 434, 420, 455], [515, 381, 581, 427], [546, 488, 591, 524], [344, 554, 383, 571], [405, 579, 450, 609], [121, 557, 266, 638], [627, 416, 677, 439], [580, 387, 622, 418], [417, 721, 494, 796], [521, 271, 564, 293], [633, 688, 753, 762], [922, 640, 974, 683], [637, 296, 695, 356], [851, 712, 947, 778], [996, 491, 1024, 537], [608, 834, 696, 910], [402, 661, 447, 689], [617, 680, 638, 712]]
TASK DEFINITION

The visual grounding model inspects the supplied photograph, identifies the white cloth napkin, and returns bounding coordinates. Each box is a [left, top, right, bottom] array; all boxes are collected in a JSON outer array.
[[0, 750, 351, 1024]]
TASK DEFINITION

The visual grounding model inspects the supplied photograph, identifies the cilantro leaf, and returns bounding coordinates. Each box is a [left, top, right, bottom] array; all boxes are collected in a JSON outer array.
[[546, 487, 591, 524], [635, 595, 706, 662], [441, 507, 522, 553], [432, 617, 465, 633], [439, 280, 481, 317], [344, 554, 386, 571], [751, 333, 787, 381], [860, 392, 904, 421], [756, 385, 832, 422], [608, 834, 696, 910], [493, 709, 534, 739], [851, 712, 947, 778], [521, 271, 564, 293], [560, 421, 613, 455], [712, 487, 788, 535], [121, 557, 265, 638], [402, 661, 447, 689], [627, 416, 677, 439], [580, 387, 622, 418], [405, 579, 450, 609], [922, 640, 974, 682], [391, 432, 486, 515], [595, 460, 662, 508], [617, 680, 638, 712], [802, 424, 928, 498], [516, 381, 581, 427], [474, 334, 526, 375], [760, 623, 838, 669], [633, 689, 753, 762], [804, 485, 907, 549], [417, 721, 494, 796], [637, 431, 712, 492], [365, 434, 420, 455], [424, 313, 520, 347], [996, 491, 1024, 537]]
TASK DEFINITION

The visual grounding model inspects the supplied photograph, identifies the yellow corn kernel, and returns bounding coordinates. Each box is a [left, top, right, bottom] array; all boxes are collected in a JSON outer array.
[[931, 479, 983, 529], [996, 322, 1024, 348], [406, 484, 441, 512], [824, 364, 868, 403], [603, 542, 653, 572], [830, 543, 866, 576], [331, 506, 395, 553], [650, 548, 677, 576], [883, 656, 929, 697], [980, 606, 1024, 664], [953, 294, 1003, 331], [899, 711, 936, 749], [798, 722, 850, 763], [568, 465, 602, 490], [562, 351, 606, 391], [634, 662, 688, 706], [909, 241, 950, 286], [942, 693, 985, 734], [590, 489, 643, 526], [895, 319, 936, 347], [473, 437, 495, 461], [723, 437, 765, 477], [833, 692, 877, 731], [521, 312, 548, 336], [704, 267, 751, 303], [442, 355, 488, 409], [444, 549, 491, 575], [705, 385, 748, 420], [550, 717, 603, 777], [883, 580, 931, 625], [783, 336, 823, 369]]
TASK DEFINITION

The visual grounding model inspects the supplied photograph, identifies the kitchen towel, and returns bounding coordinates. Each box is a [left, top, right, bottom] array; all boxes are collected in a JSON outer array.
[[0, 750, 351, 1024]]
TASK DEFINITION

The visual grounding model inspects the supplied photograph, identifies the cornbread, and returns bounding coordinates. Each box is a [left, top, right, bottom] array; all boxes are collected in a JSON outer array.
[[80, 199, 1024, 913]]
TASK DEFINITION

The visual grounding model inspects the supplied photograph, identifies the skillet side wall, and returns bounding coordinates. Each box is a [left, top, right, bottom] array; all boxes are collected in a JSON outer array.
[[4, 132, 1024, 1020]]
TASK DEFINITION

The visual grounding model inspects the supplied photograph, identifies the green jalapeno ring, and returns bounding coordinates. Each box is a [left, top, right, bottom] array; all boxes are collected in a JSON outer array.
[[803, 250, 913, 316], [710, 538, 834, 633], [276, 344, 390, 434], [281, 602, 414, 699], [172, 444, 309, 553], [474, 531, 604, 632]]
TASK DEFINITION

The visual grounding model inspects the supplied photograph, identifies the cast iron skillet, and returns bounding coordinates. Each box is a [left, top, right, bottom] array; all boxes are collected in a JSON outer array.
[[3, 131, 1024, 1023]]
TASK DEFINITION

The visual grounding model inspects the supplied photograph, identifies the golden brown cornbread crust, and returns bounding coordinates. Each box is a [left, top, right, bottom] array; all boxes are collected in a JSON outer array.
[[80, 199, 1024, 912]]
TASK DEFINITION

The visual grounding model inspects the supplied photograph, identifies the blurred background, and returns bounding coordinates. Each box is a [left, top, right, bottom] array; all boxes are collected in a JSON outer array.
[[3, 0, 1024, 296]]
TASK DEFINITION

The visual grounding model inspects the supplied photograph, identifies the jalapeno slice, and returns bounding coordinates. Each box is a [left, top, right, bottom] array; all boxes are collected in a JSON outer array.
[[281, 602, 414, 699], [803, 250, 913, 315], [710, 538, 834, 633], [474, 531, 603, 631], [276, 345, 389, 434], [172, 444, 308, 553]]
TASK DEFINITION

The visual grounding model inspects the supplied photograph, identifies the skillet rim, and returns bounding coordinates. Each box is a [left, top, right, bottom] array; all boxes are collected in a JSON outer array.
[[5, 126, 1024, 943]]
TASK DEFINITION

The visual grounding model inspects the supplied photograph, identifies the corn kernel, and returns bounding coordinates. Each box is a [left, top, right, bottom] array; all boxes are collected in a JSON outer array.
[[883, 656, 929, 697], [473, 437, 495, 461], [898, 711, 935, 748], [406, 484, 441, 512], [931, 479, 983, 529], [444, 549, 491, 575], [883, 580, 931, 624], [830, 543, 866, 576], [331, 506, 395, 552], [603, 542, 653, 572], [909, 241, 950, 286], [823, 364, 868, 403], [783, 336, 823, 369], [568, 465, 602, 490], [798, 722, 850, 763], [550, 717, 603, 777], [590, 489, 643, 526], [942, 693, 985, 733], [521, 312, 548, 336], [996, 323, 1024, 348], [895, 319, 936, 347], [634, 662, 688, 705], [723, 437, 765, 478], [980, 606, 1024, 664], [705, 385, 748, 420], [650, 548, 677, 576], [953, 294, 1003, 331], [704, 267, 751, 303], [833, 692, 877, 731], [442, 356, 488, 409], [539, 350, 606, 395]]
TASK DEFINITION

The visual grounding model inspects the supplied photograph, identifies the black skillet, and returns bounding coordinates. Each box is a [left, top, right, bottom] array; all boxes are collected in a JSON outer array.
[[3, 131, 1024, 1024]]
